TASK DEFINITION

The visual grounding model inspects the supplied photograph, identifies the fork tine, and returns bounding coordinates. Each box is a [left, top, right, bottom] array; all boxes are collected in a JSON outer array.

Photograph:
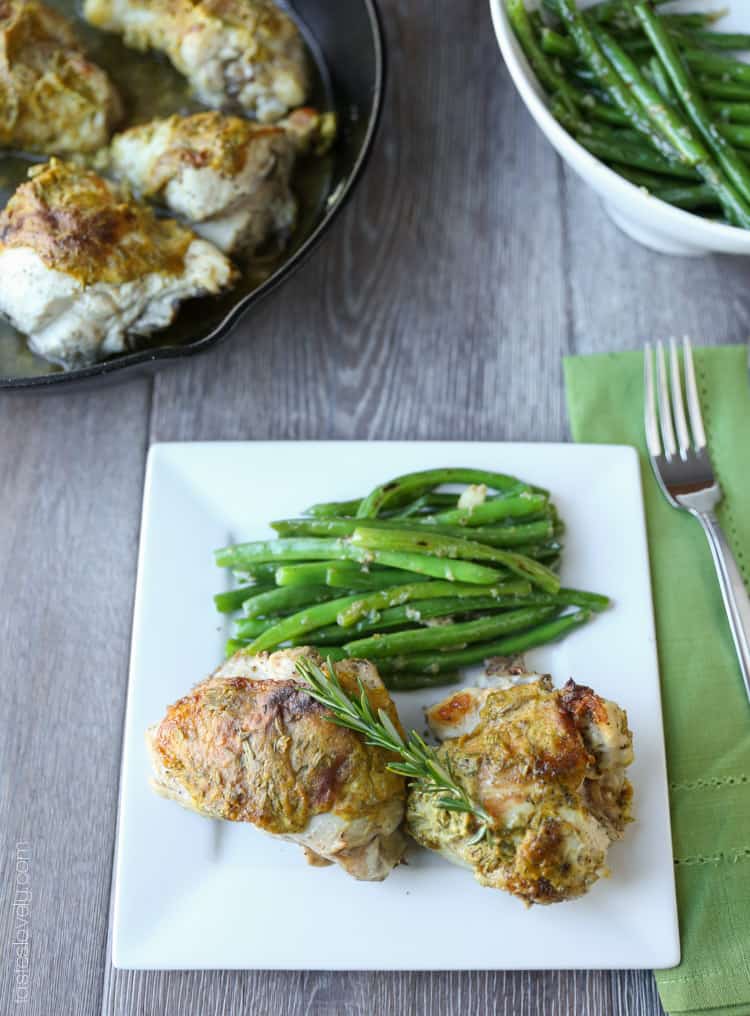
[[656, 340, 677, 460], [644, 343, 662, 457], [669, 337, 690, 459], [683, 336, 707, 450]]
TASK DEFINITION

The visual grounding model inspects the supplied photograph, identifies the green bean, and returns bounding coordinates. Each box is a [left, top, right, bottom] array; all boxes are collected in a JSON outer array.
[[596, 28, 706, 165], [377, 610, 594, 674], [243, 585, 340, 619], [325, 564, 431, 590], [356, 467, 535, 519], [233, 617, 272, 639], [344, 605, 560, 658], [246, 580, 529, 653], [366, 550, 504, 584], [550, 0, 681, 159], [270, 514, 554, 547], [541, 26, 578, 60], [299, 646, 348, 662], [505, 0, 579, 114], [336, 580, 532, 628], [580, 94, 630, 126], [423, 519, 553, 547], [682, 48, 750, 80], [587, 0, 701, 30], [274, 562, 337, 586], [216, 538, 344, 567], [226, 638, 251, 656], [423, 492, 549, 527], [292, 593, 532, 644], [214, 584, 272, 613], [696, 76, 750, 103], [543, 26, 653, 61], [616, 168, 719, 209], [615, 165, 688, 189], [596, 24, 750, 224], [684, 30, 750, 52], [632, 5, 750, 204], [514, 541, 563, 560], [711, 102, 750, 125], [217, 536, 502, 582], [610, 165, 671, 190], [305, 497, 362, 518], [229, 562, 281, 584], [721, 123, 750, 150], [352, 526, 560, 593], [291, 623, 417, 646], [290, 585, 604, 645], [579, 136, 700, 178], [268, 517, 410, 538], [390, 493, 459, 517], [246, 593, 374, 653]]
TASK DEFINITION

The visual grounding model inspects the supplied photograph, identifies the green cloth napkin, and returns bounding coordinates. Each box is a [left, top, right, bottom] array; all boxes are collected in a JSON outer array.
[[564, 345, 750, 1016]]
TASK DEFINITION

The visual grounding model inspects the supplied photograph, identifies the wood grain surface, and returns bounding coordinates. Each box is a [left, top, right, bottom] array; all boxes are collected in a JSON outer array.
[[1, 0, 744, 1012]]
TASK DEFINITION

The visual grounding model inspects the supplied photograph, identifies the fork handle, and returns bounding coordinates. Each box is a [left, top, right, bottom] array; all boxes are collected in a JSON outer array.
[[695, 510, 750, 705]]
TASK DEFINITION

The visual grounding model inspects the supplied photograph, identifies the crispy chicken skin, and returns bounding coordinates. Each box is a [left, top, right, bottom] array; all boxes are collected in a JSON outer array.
[[147, 648, 407, 881], [83, 0, 308, 122], [108, 107, 335, 254], [0, 159, 236, 365], [0, 0, 122, 154], [408, 664, 633, 904]]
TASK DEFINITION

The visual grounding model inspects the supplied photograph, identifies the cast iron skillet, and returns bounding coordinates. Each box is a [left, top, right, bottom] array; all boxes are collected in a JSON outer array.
[[0, 0, 384, 390]]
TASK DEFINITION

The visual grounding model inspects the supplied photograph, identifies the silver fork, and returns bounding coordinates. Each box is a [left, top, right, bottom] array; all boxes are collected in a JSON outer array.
[[645, 337, 750, 706]]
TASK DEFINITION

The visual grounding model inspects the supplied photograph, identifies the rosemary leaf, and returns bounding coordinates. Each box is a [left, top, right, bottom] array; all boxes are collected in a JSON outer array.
[[295, 655, 493, 841]]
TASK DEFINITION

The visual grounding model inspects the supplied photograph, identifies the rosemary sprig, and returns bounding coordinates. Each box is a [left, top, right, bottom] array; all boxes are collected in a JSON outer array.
[[295, 655, 493, 844]]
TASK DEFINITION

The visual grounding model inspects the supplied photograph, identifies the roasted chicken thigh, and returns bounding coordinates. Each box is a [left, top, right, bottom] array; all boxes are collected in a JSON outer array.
[[408, 663, 633, 904], [108, 107, 334, 254], [83, 0, 308, 122], [0, 0, 122, 154], [147, 648, 407, 880], [0, 160, 235, 365]]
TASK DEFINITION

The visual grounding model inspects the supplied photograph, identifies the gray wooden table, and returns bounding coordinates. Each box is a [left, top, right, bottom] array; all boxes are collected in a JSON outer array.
[[2, 1, 747, 1013]]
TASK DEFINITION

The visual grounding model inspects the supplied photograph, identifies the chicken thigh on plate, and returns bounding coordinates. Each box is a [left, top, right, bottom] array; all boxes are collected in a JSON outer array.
[[147, 647, 407, 880], [408, 661, 633, 904], [0, 0, 122, 154], [108, 107, 335, 255], [83, 0, 308, 122], [0, 160, 236, 366]]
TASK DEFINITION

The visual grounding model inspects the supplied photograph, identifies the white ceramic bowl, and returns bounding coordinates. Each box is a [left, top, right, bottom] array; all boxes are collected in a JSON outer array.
[[489, 0, 750, 255]]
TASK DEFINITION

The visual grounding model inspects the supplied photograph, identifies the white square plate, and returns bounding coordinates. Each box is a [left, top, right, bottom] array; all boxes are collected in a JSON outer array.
[[112, 441, 679, 970]]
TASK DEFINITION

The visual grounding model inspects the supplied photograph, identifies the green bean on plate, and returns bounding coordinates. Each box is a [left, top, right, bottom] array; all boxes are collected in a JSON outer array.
[[213, 467, 610, 691]]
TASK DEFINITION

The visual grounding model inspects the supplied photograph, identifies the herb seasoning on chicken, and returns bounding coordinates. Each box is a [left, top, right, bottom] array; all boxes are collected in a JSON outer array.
[[83, 0, 309, 122], [0, 159, 236, 366], [407, 664, 633, 904], [0, 0, 122, 154], [147, 648, 407, 880], [108, 107, 335, 255]]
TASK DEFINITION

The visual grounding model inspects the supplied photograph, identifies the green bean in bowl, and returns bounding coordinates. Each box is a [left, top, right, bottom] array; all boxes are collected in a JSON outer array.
[[213, 467, 609, 691], [493, 0, 750, 255]]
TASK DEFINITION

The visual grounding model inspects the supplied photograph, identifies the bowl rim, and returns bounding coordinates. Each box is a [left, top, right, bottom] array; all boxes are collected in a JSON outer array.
[[1, 0, 386, 391], [488, 0, 750, 253]]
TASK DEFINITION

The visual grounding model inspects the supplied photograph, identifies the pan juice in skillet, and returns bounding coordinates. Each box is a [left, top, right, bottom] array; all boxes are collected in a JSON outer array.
[[0, 0, 335, 378]]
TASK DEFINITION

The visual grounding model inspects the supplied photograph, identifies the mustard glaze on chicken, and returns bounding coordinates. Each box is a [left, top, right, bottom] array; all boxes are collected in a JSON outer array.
[[408, 665, 633, 904], [0, 0, 122, 154], [0, 159, 235, 365], [147, 648, 407, 880], [83, 0, 308, 122], [108, 107, 335, 254]]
